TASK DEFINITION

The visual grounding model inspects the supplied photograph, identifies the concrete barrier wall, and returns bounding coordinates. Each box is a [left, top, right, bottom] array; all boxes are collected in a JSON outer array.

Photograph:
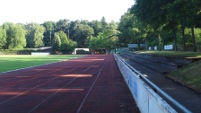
[[114, 54, 177, 113]]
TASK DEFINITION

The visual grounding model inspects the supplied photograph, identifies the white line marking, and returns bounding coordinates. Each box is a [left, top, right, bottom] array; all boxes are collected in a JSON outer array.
[[28, 57, 102, 113], [76, 69, 102, 113], [0, 68, 76, 105], [28, 77, 78, 113], [76, 55, 108, 113]]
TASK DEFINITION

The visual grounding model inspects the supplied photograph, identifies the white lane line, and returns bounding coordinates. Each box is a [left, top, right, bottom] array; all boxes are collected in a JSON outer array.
[[28, 59, 102, 113], [76, 55, 109, 113], [0, 68, 76, 105], [27, 76, 78, 113], [76, 69, 102, 113]]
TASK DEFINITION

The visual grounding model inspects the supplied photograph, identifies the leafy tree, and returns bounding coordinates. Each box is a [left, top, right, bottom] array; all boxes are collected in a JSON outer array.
[[131, 19, 149, 49], [163, 0, 191, 51], [118, 11, 134, 46], [58, 31, 69, 52], [52, 33, 61, 51], [131, 0, 175, 50], [43, 21, 55, 46], [34, 25, 45, 47], [89, 32, 118, 50], [3, 23, 26, 49], [89, 22, 118, 50], [26, 23, 45, 48], [68, 20, 80, 40], [181, 0, 201, 51], [2, 22, 13, 49], [56, 19, 70, 32], [88, 20, 103, 36], [0, 26, 7, 49], [52, 31, 77, 53], [103, 21, 119, 37], [0, 18, 120, 52], [80, 20, 89, 25], [131, 0, 201, 51], [73, 24, 94, 48], [101, 16, 107, 28], [118, 10, 149, 49], [102, 22, 119, 49], [89, 33, 106, 49], [68, 39, 77, 52], [158, 0, 201, 51]]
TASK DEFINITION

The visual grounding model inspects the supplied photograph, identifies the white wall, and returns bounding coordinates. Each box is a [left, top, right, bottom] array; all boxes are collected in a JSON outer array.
[[114, 54, 178, 113]]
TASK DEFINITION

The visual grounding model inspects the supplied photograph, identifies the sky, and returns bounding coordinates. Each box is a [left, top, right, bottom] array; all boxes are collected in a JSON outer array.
[[0, 0, 134, 24]]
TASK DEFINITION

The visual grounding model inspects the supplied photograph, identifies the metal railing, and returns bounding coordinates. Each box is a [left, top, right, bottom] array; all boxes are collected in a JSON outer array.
[[114, 54, 192, 113]]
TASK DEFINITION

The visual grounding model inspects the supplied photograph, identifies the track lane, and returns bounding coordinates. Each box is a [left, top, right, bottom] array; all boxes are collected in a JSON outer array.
[[0, 55, 139, 113], [28, 56, 106, 113], [0, 55, 105, 113], [78, 55, 138, 113]]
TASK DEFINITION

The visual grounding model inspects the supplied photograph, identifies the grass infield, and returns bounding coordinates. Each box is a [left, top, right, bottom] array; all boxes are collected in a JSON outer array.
[[0, 55, 84, 73]]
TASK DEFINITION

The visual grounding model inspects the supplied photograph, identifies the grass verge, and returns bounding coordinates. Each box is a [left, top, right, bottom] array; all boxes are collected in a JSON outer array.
[[0, 55, 84, 72], [166, 60, 201, 93]]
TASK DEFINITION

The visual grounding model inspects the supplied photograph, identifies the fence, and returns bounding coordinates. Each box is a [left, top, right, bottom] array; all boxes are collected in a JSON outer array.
[[114, 54, 191, 113]]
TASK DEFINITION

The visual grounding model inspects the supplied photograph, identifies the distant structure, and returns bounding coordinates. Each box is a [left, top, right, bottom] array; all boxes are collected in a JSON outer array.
[[72, 48, 90, 55], [128, 44, 147, 50], [90, 49, 106, 54]]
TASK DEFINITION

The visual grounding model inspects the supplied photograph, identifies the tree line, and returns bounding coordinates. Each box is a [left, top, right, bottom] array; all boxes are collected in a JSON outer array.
[[118, 0, 201, 51], [0, 17, 118, 53]]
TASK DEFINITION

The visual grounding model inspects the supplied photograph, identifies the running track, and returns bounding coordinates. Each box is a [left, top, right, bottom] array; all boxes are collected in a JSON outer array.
[[0, 55, 139, 113]]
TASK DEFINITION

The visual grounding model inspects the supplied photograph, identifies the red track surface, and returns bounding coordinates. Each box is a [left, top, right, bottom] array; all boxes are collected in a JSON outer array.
[[0, 55, 139, 113]]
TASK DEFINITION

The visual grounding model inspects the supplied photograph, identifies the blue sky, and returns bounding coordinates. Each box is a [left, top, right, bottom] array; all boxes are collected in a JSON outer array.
[[0, 0, 134, 24]]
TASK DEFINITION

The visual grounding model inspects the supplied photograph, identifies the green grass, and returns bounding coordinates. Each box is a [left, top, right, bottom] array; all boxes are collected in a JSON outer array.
[[166, 60, 201, 93], [0, 55, 84, 72]]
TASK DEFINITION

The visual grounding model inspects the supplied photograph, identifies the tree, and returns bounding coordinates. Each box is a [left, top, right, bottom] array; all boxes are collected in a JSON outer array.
[[101, 16, 107, 28], [73, 24, 94, 48], [43, 21, 55, 46], [34, 25, 45, 47], [88, 32, 118, 51], [132, 19, 149, 49], [88, 33, 106, 49], [3, 23, 26, 49], [58, 31, 69, 52], [68, 20, 80, 40], [103, 22, 119, 49], [88, 22, 118, 51], [118, 10, 149, 49], [52, 33, 61, 51], [56, 19, 70, 32], [131, 0, 201, 51], [26, 23, 45, 48], [131, 0, 175, 50], [0, 26, 7, 49], [183, 0, 201, 51], [52, 31, 77, 53], [68, 39, 77, 52], [3, 22, 13, 49], [118, 11, 135, 46], [88, 20, 103, 36]]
